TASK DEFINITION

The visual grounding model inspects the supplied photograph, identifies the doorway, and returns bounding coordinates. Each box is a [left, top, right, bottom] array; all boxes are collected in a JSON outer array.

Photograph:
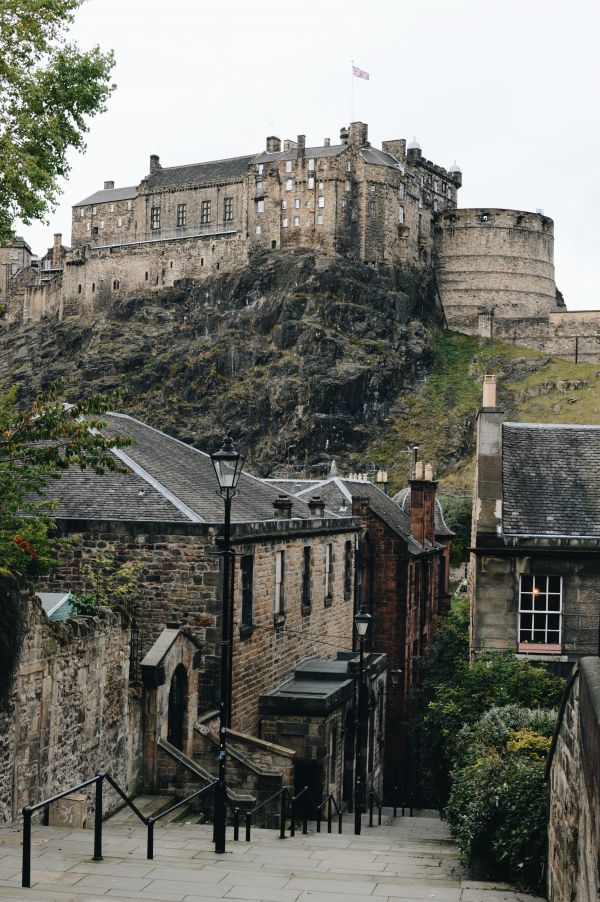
[[167, 664, 187, 750]]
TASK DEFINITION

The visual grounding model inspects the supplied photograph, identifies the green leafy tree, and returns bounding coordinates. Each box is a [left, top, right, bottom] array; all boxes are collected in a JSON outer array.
[[0, 382, 127, 578], [70, 552, 145, 621], [0, 0, 115, 242]]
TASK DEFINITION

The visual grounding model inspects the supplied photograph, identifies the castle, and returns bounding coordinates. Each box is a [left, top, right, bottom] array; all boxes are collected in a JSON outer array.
[[3, 120, 600, 362]]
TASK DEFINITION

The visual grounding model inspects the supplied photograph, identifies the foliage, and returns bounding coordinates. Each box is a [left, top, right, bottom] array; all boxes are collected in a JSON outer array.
[[70, 553, 145, 621], [0, 577, 27, 708], [0, 382, 128, 579], [438, 493, 472, 566], [445, 705, 556, 891], [0, 0, 115, 242]]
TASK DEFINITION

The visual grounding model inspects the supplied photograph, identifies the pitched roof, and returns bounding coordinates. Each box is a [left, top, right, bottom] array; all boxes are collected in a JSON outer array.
[[254, 144, 346, 164], [73, 186, 138, 207], [144, 155, 257, 190], [43, 413, 332, 525], [392, 486, 454, 537], [502, 422, 600, 537], [360, 147, 404, 170]]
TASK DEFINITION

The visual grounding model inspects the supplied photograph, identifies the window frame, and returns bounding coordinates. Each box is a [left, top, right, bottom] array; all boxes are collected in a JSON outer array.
[[518, 574, 563, 652], [302, 546, 312, 611], [200, 200, 211, 225], [324, 542, 333, 604], [176, 203, 187, 228], [275, 550, 286, 615], [150, 206, 161, 231], [240, 555, 254, 629], [223, 197, 233, 222], [343, 540, 353, 598]]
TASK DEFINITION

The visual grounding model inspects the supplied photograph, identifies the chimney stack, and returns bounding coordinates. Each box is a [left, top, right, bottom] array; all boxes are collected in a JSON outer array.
[[410, 461, 437, 546], [149, 154, 161, 174], [273, 494, 293, 520], [266, 136, 281, 153], [340, 126, 350, 145], [103, 180, 114, 190], [349, 121, 369, 147], [308, 495, 325, 518], [297, 135, 306, 159], [482, 374, 497, 408], [52, 233, 62, 268], [324, 137, 331, 147]]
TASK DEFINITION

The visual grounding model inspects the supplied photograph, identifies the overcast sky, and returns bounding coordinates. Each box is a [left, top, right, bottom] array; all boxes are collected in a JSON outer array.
[[19, 0, 599, 310]]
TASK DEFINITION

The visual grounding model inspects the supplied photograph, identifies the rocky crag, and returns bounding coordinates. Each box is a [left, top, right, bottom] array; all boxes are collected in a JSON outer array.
[[2, 248, 599, 489]]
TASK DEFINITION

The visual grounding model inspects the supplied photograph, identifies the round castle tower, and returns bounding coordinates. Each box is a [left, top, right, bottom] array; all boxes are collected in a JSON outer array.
[[434, 208, 562, 335]]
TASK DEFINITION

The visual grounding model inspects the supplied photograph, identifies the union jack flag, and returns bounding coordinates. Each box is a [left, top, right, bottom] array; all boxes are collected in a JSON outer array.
[[352, 65, 370, 80]]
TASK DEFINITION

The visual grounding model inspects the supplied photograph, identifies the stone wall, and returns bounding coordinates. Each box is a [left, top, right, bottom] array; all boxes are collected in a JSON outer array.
[[0, 589, 141, 824], [547, 657, 600, 901]]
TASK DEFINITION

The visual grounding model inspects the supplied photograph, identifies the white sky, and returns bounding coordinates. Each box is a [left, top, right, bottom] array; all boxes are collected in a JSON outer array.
[[18, 0, 600, 310]]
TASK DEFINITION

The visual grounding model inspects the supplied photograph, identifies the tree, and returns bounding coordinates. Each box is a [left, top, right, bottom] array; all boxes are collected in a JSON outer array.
[[0, 0, 115, 243], [0, 382, 127, 578]]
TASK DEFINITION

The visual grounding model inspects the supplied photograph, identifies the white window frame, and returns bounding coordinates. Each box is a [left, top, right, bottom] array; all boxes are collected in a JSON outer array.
[[308, 158, 315, 171], [307, 177, 315, 190], [325, 543, 333, 599], [518, 574, 562, 650], [399, 183, 405, 199], [345, 180, 351, 192], [285, 160, 293, 173], [399, 206, 405, 224], [117, 217, 123, 227], [294, 198, 300, 209], [282, 217, 289, 228], [293, 216, 300, 227], [255, 225, 261, 235], [256, 199, 265, 213], [127, 200, 132, 211], [281, 200, 287, 210], [258, 163, 264, 175], [285, 179, 293, 192], [92, 206, 97, 214], [80, 208, 85, 218], [317, 196, 325, 208], [317, 213, 324, 225], [275, 550, 285, 613]]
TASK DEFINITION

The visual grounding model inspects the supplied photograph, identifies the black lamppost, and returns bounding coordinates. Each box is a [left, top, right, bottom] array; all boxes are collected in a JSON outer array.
[[354, 604, 371, 836], [210, 435, 244, 855]]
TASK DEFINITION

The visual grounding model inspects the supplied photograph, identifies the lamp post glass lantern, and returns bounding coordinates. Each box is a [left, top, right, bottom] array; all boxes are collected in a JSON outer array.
[[354, 604, 371, 835], [210, 435, 244, 855]]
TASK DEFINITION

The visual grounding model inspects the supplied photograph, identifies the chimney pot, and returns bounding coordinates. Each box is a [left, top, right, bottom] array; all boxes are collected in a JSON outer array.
[[150, 154, 161, 174], [324, 137, 331, 147], [424, 463, 434, 481], [273, 494, 293, 519], [266, 135, 281, 153], [415, 461, 425, 480], [483, 374, 497, 408], [103, 180, 114, 190]]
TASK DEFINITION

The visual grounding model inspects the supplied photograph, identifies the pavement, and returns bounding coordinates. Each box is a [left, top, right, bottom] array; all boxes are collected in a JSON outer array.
[[0, 809, 545, 902]]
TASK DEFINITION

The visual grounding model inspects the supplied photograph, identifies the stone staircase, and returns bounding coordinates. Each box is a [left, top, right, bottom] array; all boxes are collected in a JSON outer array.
[[0, 808, 545, 901]]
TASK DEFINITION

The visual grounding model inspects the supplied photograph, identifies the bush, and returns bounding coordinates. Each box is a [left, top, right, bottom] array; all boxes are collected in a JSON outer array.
[[445, 706, 554, 892]]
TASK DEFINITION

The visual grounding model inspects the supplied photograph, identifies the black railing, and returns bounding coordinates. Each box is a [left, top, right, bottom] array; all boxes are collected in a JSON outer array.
[[147, 780, 218, 859], [244, 786, 344, 843], [367, 785, 412, 827]]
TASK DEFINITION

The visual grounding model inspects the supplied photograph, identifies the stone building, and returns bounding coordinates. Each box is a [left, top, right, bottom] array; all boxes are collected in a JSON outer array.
[[268, 468, 452, 795], [26, 413, 388, 813], [470, 375, 600, 672], [0, 237, 32, 308]]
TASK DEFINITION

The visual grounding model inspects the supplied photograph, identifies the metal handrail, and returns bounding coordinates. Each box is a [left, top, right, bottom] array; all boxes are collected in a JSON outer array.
[[147, 780, 218, 859], [315, 792, 344, 835], [245, 786, 289, 841]]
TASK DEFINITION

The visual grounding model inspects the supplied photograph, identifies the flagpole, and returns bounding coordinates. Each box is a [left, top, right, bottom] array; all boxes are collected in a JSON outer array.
[[350, 60, 354, 123]]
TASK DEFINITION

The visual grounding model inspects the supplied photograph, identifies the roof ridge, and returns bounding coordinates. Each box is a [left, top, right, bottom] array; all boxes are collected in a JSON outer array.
[[111, 447, 204, 523], [152, 154, 258, 173]]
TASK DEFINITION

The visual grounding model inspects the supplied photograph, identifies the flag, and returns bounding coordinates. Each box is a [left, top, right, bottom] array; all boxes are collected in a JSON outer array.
[[352, 65, 370, 80]]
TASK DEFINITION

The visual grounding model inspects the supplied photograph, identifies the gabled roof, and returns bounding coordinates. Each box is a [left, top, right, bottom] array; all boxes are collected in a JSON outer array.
[[144, 155, 257, 190], [73, 186, 138, 207], [392, 486, 454, 537], [254, 144, 346, 164], [43, 414, 334, 525], [502, 422, 600, 538], [360, 147, 404, 171]]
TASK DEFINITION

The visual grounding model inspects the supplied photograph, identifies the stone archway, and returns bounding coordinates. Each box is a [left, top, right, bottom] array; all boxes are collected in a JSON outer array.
[[167, 664, 188, 751]]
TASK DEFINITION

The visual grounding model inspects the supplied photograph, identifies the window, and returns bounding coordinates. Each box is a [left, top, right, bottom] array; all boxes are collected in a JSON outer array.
[[92, 283, 95, 293], [80, 208, 85, 218], [11, 250, 18, 260], [399, 206, 405, 224], [256, 199, 265, 213], [117, 217, 123, 227], [127, 200, 132, 211], [113, 279, 119, 290], [177, 203, 187, 227], [346, 160, 352, 172], [294, 198, 300, 209], [285, 160, 293, 173], [519, 575, 562, 650], [275, 551, 285, 614], [368, 199, 376, 216], [281, 200, 287, 210], [258, 163, 264, 175], [256, 181, 264, 194], [282, 217, 289, 228], [241, 555, 254, 627], [150, 206, 161, 230], [92, 226, 98, 236], [308, 158, 315, 171], [200, 200, 211, 224], [399, 183, 405, 199], [317, 196, 325, 208], [293, 216, 300, 227], [345, 180, 351, 192], [92, 206, 97, 214], [317, 214, 324, 225], [110, 204, 114, 213], [285, 179, 293, 192], [324, 543, 333, 601], [78, 284, 82, 294], [344, 540, 352, 597], [318, 181, 324, 189], [99, 220, 104, 229], [308, 177, 315, 190], [328, 727, 337, 786], [223, 197, 233, 222], [302, 546, 311, 609], [86, 222, 91, 231], [255, 225, 261, 235]]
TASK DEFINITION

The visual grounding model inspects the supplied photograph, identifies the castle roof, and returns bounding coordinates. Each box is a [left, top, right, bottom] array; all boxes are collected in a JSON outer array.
[[392, 486, 454, 537], [407, 137, 421, 151], [144, 155, 258, 190], [360, 146, 404, 170], [41, 413, 345, 525], [73, 185, 138, 207], [448, 161, 462, 174], [502, 422, 600, 538], [254, 144, 346, 163]]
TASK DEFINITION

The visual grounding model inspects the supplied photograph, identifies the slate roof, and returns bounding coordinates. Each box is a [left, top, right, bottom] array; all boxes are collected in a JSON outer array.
[[144, 155, 257, 190], [392, 487, 454, 537], [254, 144, 346, 164], [43, 413, 331, 525], [360, 147, 404, 170], [502, 423, 600, 537], [73, 186, 138, 207], [287, 476, 430, 553]]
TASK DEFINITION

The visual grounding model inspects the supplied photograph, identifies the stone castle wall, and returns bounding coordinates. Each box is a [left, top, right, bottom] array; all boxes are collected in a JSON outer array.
[[547, 657, 600, 901], [0, 589, 141, 824]]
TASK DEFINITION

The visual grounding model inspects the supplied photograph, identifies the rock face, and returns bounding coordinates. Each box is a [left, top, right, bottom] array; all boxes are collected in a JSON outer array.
[[0, 249, 441, 474]]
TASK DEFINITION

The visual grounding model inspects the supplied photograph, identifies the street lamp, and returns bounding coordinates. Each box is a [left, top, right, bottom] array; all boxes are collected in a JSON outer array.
[[354, 604, 371, 836], [390, 665, 403, 689], [210, 435, 244, 855]]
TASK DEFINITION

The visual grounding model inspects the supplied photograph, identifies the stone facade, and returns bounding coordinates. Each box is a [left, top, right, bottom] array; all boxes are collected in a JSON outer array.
[[0, 237, 32, 309], [0, 588, 141, 824], [547, 657, 600, 901]]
